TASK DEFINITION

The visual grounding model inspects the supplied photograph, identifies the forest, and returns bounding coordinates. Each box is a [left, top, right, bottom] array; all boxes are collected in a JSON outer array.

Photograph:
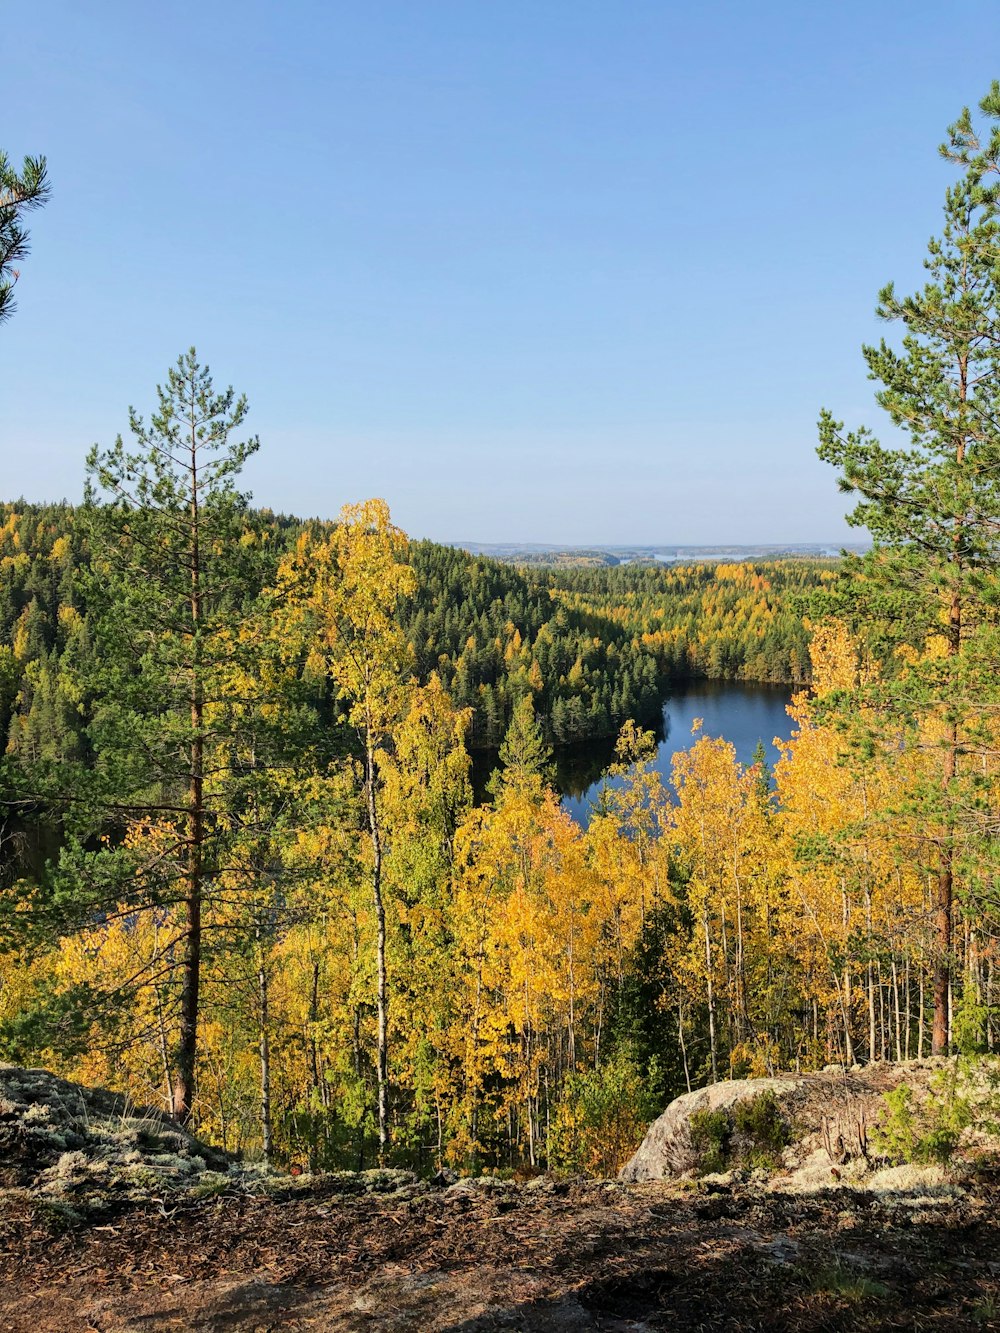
[[3, 88, 1000, 1192], [0, 501, 817, 764]]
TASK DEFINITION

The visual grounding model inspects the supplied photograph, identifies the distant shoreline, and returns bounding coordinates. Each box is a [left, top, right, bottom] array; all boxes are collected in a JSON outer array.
[[452, 541, 867, 566]]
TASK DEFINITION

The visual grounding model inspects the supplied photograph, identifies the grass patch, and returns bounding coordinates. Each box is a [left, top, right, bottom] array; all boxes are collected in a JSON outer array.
[[971, 1295, 1000, 1326], [809, 1262, 890, 1303]]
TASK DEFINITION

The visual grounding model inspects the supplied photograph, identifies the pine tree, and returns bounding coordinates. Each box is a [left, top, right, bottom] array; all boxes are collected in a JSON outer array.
[[68, 349, 262, 1121], [0, 150, 50, 325], [818, 87, 1000, 1054]]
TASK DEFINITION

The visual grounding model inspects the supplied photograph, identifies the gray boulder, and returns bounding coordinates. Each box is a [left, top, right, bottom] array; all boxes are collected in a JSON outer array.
[[620, 1077, 803, 1181]]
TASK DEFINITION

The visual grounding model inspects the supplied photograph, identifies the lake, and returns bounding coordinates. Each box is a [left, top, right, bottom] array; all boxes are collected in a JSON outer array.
[[559, 681, 795, 827]]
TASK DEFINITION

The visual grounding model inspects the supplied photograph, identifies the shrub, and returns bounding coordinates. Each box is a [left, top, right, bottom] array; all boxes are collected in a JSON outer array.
[[873, 1071, 973, 1167], [732, 1089, 791, 1168], [549, 1051, 660, 1177], [689, 1108, 731, 1174], [690, 1091, 791, 1175]]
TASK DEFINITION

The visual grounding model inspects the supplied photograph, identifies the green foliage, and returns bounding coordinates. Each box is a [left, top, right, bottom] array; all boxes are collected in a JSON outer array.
[[808, 1263, 890, 1304], [284, 1059, 378, 1173], [487, 695, 553, 796], [816, 87, 1000, 1054], [690, 1091, 791, 1175], [873, 1072, 974, 1167], [606, 892, 694, 1106], [971, 1295, 1000, 1326], [873, 1086, 918, 1164], [549, 560, 823, 687], [689, 1107, 731, 1174], [732, 1089, 791, 1168], [549, 1050, 661, 1177], [403, 540, 667, 747], [0, 505, 818, 786], [48, 350, 294, 1120], [0, 979, 104, 1062], [953, 991, 992, 1057], [186, 1170, 232, 1199], [0, 149, 50, 325]]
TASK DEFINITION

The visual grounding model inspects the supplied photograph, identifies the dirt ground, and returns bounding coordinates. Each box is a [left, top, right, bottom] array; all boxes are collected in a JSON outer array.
[[4, 1173, 1000, 1332]]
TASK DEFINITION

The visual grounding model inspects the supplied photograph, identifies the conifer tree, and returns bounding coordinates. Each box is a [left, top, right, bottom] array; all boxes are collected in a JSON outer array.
[[0, 150, 49, 325], [488, 695, 554, 796], [818, 87, 1000, 1054], [66, 350, 262, 1121]]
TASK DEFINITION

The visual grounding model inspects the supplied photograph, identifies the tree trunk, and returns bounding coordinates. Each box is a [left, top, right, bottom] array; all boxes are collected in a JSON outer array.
[[366, 720, 389, 1161], [933, 777, 955, 1055], [933, 348, 967, 1057], [155, 983, 174, 1114], [567, 912, 577, 1073], [678, 999, 692, 1093], [934, 713, 958, 1056], [309, 957, 321, 1173], [258, 934, 273, 1166], [842, 969, 855, 1065], [173, 415, 204, 1124], [892, 958, 902, 1063], [703, 909, 718, 1082]]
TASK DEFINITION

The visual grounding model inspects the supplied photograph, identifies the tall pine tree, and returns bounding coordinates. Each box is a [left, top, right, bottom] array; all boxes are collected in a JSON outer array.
[[0, 149, 49, 325], [71, 349, 262, 1121], [818, 87, 1000, 1054]]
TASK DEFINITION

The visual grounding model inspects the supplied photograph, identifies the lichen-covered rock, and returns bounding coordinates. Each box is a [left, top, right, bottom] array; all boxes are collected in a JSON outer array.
[[0, 1063, 229, 1201]]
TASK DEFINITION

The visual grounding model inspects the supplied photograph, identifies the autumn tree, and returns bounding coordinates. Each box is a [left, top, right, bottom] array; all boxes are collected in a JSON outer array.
[[818, 86, 1000, 1054], [380, 678, 472, 1159], [0, 150, 49, 326], [276, 499, 416, 1160], [597, 726, 713, 1086], [452, 767, 600, 1167]]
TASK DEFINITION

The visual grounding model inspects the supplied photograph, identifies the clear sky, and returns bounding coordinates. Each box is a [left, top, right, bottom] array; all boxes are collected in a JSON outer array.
[[3, 1, 999, 544]]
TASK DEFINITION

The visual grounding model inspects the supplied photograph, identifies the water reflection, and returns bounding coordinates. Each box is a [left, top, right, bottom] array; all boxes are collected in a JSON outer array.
[[470, 681, 796, 824], [561, 681, 794, 826]]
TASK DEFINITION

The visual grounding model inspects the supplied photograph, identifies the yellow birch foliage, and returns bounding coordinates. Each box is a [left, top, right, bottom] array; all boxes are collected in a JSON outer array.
[[776, 622, 927, 1062]]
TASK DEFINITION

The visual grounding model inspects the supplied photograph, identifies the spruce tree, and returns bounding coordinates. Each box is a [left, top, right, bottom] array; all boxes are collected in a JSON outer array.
[[818, 87, 1000, 1054], [488, 695, 554, 796]]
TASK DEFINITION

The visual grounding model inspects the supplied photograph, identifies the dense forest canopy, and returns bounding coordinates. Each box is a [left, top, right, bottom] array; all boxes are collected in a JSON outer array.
[[547, 561, 823, 687], [0, 500, 821, 767]]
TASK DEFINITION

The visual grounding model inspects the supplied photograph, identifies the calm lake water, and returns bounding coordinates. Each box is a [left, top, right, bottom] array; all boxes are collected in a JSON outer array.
[[559, 681, 794, 827]]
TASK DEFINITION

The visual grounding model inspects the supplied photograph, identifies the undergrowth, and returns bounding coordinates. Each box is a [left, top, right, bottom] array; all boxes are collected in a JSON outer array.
[[872, 1061, 998, 1167], [690, 1090, 791, 1175]]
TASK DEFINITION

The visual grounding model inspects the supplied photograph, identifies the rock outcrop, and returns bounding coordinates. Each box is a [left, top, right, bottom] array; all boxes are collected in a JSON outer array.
[[621, 1076, 802, 1180], [621, 1062, 952, 1185], [0, 1063, 230, 1203]]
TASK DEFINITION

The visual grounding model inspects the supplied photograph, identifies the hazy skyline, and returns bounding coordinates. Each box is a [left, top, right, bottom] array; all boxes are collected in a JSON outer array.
[[4, 1, 999, 544]]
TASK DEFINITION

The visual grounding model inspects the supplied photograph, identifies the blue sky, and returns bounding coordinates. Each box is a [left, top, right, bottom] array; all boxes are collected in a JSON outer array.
[[4, 1, 999, 544]]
